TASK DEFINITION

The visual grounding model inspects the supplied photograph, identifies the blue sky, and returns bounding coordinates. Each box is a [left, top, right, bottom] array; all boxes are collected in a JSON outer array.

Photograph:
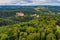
[[0, 0, 60, 6]]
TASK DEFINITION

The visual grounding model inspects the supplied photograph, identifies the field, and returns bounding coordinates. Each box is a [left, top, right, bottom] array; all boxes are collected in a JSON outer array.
[[0, 6, 60, 40]]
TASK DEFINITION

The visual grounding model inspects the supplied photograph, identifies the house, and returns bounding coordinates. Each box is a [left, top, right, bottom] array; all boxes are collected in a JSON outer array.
[[58, 13, 60, 14], [30, 14, 37, 17], [36, 15, 39, 17], [30, 14, 39, 17], [16, 12, 24, 16]]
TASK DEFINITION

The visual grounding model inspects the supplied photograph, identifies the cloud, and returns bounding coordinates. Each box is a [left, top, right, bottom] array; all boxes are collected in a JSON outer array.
[[0, 0, 12, 4], [0, 0, 60, 5], [12, 0, 48, 5]]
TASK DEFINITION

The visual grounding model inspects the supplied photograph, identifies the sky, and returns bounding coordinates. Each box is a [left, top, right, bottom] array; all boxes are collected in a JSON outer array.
[[0, 0, 60, 6]]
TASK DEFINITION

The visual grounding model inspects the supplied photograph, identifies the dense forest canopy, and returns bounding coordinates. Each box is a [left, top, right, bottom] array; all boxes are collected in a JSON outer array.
[[0, 6, 60, 40]]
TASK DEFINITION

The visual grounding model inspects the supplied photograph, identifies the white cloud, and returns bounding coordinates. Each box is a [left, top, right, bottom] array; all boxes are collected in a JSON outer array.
[[0, 0, 12, 4], [0, 0, 60, 5], [16, 0, 47, 5]]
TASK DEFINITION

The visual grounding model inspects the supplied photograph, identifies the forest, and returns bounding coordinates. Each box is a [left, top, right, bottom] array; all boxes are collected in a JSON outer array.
[[0, 6, 60, 40]]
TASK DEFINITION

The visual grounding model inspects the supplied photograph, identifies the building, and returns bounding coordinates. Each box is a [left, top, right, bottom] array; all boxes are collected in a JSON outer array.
[[16, 12, 24, 16], [30, 14, 37, 17], [36, 15, 39, 17], [30, 14, 39, 17]]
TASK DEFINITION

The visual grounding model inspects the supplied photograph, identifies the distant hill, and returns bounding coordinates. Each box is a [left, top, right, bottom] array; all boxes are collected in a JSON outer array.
[[0, 5, 60, 12]]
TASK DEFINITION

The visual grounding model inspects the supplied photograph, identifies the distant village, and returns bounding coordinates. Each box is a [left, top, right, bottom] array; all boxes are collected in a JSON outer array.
[[16, 12, 39, 17]]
